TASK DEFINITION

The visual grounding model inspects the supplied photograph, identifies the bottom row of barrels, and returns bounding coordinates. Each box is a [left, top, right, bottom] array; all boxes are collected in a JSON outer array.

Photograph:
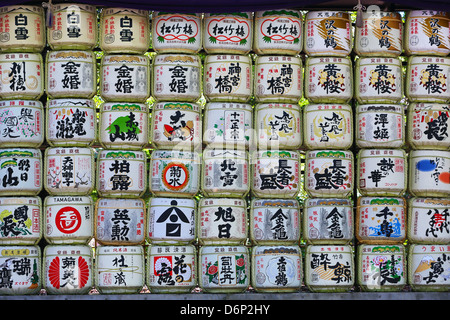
[[0, 244, 448, 295]]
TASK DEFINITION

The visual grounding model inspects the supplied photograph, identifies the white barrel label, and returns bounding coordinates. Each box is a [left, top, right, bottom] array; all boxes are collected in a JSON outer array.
[[409, 244, 450, 289]]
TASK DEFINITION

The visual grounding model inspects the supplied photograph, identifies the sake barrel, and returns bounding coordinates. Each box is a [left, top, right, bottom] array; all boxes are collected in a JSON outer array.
[[0, 53, 43, 100], [197, 198, 248, 245], [303, 198, 353, 245], [95, 198, 146, 245], [303, 104, 353, 150], [355, 57, 403, 104], [251, 245, 302, 293], [0, 100, 44, 148], [203, 12, 253, 54], [305, 150, 354, 198], [0, 197, 41, 245], [99, 7, 150, 54], [357, 149, 407, 197], [46, 99, 96, 147], [254, 55, 303, 103], [100, 54, 151, 103], [149, 149, 200, 198], [354, 10, 403, 57], [407, 197, 450, 244], [0, 148, 42, 196], [304, 56, 353, 103], [44, 195, 94, 245], [408, 244, 450, 292], [204, 54, 252, 102], [0, 5, 45, 53], [303, 11, 352, 57], [147, 197, 196, 244], [203, 102, 254, 150], [356, 104, 405, 149], [46, 50, 96, 99], [304, 245, 354, 292], [252, 150, 301, 199], [151, 12, 202, 54], [44, 147, 95, 196], [198, 245, 249, 293], [409, 149, 450, 197], [357, 244, 406, 292], [250, 198, 300, 245], [95, 245, 145, 294], [99, 102, 149, 150], [407, 103, 450, 150], [356, 197, 406, 244], [404, 10, 450, 56], [0, 246, 41, 295], [47, 3, 97, 50], [97, 149, 147, 198], [406, 56, 450, 103], [150, 101, 201, 151], [147, 244, 197, 293], [43, 244, 93, 295], [253, 9, 303, 56]]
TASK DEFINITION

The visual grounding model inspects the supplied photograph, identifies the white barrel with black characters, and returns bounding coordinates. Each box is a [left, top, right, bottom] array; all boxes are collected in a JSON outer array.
[[0, 100, 44, 148], [357, 149, 407, 197], [304, 56, 353, 103], [95, 245, 145, 294], [0, 245, 41, 295], [0, 197, 41, 245], [44, 196, 94, 245], [303, 198, 353, 245], [43, 244, 93, 295]]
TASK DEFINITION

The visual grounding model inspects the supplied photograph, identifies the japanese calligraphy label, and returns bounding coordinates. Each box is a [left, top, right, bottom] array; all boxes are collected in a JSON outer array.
[[304, 11, 352, 57], [99, 102, 149, 150], [95, 198, 146, 245], [251, 245, 302, 292], [0, 148, 41, 196], [147, 244, 196, 293], [46, 99, 96, 147], [44, 196, 93, 245], [95, 245, 144, 294], [408, 103, 450, 150], [0, 246, 41, 295], [199, 245, 249, 293], [357, 245, 406, 291], [147, 197, 195, 244], [152, 12, 202, 53], [409, 150, 450, 197], [305, 150, 353, 198], [408, 198, 450, 244], [0, 197, 41, 245], [255, 55, 302, 103], [0, 5, 45, 53], [204, 12, 252, 54], [404, 10, 450, 56], [0, 53, 43, 100], [45, 147, 94, 196], [204, 54, 252, 102], [250, 199, 300, 245], [198, 198, 247, 245], [356, 197, 406, 244], [303, 198, 353, 245], [356, 104, 404, 148], [305, 57, 352, 103], [254, 9, 303, 55], [355, 57, 403, 104], [0, 100, 43, 147], [97, 150, 147, 198], [48, 4, 97, 50], [43, 244, 93, 294], [304, 104, 352, 150]]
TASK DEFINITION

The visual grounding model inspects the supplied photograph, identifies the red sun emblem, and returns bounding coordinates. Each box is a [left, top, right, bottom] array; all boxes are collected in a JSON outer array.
[[55, 206, 82, 234]]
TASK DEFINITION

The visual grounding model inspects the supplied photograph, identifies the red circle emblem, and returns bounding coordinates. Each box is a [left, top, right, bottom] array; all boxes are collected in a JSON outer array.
[[55, 206, 82, 234]]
